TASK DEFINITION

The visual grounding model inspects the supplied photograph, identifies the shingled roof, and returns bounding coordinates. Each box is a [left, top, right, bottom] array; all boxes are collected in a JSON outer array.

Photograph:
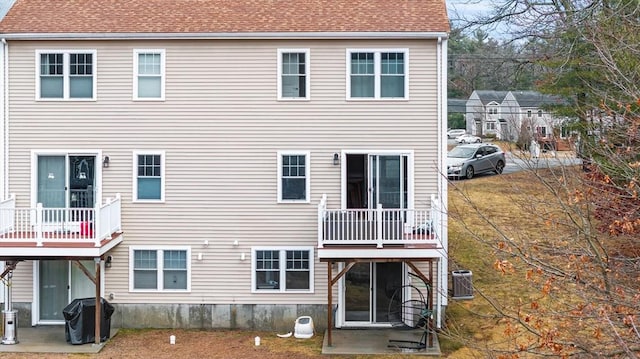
[[0, 0, 450, 35]]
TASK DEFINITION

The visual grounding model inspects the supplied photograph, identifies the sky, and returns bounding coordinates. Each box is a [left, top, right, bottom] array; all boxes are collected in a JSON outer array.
[[446, 0, 493, 19], [446, 0, 514, 38]]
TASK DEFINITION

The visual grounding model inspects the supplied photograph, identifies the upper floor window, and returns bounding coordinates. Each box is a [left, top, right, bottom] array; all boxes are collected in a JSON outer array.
[[277, 151, 310, 203], [37, 50, 96, 100], [527, 110, 532, 118], [133, 151, 165, 202], [134, 49, 165, 100], [537, 110, 543, 117], [130, 247, 190, 291], [278, 49, 309, 100], [536, 126, 547, 137], [347, 49, 408, 100], [488, 107, 498, 115]]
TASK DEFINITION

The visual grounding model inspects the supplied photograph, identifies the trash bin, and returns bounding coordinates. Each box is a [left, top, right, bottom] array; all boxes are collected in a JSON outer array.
[[452, 270, 474, 299], [2, 310, 18, 345], [63, 297, 114, 345]]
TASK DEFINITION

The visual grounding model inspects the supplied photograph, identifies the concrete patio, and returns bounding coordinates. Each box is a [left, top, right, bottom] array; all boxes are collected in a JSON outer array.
[[0, 325, 118, 354], [321, 328, 440, 356]]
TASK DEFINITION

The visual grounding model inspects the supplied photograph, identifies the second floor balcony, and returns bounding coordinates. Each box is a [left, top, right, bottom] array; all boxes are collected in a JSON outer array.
[[317, 194, 444, 250], [0, 194, 122, 254]]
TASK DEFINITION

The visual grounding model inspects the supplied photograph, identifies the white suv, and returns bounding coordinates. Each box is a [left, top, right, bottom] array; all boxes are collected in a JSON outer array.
[[447, 129, 466, 139]]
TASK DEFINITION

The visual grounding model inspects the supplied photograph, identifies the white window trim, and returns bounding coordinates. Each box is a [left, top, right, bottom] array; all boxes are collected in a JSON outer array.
[[132, 150, 166, 203], [133, 49, 166, 101], [251, 246, 314, 294], [129, 246, 191, 292], [277, 48, 310, 101], [35, 49, 97, 101], [346, 48, 409, 101], [277, 150, 311, 204]]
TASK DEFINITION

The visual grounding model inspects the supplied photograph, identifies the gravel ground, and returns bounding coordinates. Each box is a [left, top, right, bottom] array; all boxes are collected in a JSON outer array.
[[1, 329, 328, 359]]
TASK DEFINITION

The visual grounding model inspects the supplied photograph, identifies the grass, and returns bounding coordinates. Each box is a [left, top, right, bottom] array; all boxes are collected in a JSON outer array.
[[441, 163, 602, 357]]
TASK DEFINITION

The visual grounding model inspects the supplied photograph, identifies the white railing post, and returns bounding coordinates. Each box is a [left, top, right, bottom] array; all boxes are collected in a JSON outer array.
[[114, 193, 122, 233], [317, 194, 327, 248], [35, 203, 43, 246], [430, 194, 440, 240], [376, 203, 383, 248], [0, 194, 16, 235], [93, 200, 101, 247]]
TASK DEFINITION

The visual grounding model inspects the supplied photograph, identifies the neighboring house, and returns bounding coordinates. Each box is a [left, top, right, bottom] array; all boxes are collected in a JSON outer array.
[[465, 90, 509, 138], [0, 0, 450, 349], [465, 90, 568, 143]]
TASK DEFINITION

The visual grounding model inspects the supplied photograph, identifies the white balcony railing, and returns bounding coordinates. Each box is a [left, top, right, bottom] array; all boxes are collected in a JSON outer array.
[[0, 193, 122, 247], [318, 194, 442, 249]]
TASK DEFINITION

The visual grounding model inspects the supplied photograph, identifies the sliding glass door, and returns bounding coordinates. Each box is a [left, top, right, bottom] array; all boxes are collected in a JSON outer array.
[[344, 262, 404, 324]]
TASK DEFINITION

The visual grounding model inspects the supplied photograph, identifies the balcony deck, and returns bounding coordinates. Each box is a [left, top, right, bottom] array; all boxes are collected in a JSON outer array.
[[0, 194, 123, 259], [317, 194, 445, 260]]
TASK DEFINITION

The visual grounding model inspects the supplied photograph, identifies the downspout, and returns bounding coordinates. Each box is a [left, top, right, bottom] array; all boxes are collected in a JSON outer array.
[[1, 38, 7, 200], [436, 36, 449, 328]]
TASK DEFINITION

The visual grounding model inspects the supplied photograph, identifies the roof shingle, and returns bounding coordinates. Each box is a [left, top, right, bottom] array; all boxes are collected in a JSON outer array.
[[0, 0, 450, 35]]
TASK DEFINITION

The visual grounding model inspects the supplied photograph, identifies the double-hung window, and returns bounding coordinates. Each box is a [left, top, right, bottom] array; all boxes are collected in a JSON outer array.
[[134, 49, 165, 100], [278, 49, 309, 100], [37, 50, 96, 100], [130, 247, 190, 291], [347, 49, 408, 100], [277, 151, 310, 203], [252, 247, 313, 292], [133, 151, 165, 202]]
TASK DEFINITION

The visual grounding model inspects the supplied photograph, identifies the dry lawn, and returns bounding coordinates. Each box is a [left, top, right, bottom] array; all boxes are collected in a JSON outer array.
[[443, 164, 603, 357]]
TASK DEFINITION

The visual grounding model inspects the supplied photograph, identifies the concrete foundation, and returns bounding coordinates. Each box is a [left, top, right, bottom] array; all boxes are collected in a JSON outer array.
[[111, 303, 328, 332], [4, 302, 328, 332]]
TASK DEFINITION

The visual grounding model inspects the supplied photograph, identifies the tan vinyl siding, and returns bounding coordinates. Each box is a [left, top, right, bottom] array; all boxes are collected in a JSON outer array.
[[5, 261, 33, 302], [7, 39, 439, 304]]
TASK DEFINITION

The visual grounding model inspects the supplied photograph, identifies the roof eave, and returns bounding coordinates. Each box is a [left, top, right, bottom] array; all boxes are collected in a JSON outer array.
[[0, 31, 450, 41]]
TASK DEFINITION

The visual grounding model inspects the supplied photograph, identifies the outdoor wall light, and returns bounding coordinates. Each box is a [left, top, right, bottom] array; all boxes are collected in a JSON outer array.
[[105, 255, 113, 268], [103, 155, 110, 168], [333, 153, 340, 166]]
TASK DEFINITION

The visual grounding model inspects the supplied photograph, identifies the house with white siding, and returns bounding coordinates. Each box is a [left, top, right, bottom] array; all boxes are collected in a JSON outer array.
[[465, 90, 569, 144], [0, 0, 450, 348]]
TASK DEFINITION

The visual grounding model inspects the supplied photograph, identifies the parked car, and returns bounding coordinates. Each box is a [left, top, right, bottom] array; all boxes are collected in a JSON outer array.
[[447, 143, 506, 179], [447, 129, 466, 139], [455, 134, 482, 143]]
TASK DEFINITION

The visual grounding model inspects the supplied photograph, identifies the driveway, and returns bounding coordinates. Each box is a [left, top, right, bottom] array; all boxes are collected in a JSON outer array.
[[503, 151, 582, 175]]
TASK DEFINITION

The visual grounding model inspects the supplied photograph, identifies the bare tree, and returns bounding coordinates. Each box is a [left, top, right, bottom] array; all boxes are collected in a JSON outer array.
[[443, 1, 640, 357]]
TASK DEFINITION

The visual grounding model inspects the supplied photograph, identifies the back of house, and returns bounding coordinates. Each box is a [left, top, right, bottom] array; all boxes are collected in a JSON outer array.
[[0, 0, 450, 343]]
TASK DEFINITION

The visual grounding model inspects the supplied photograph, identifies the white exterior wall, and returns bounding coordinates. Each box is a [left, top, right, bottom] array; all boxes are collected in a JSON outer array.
[[6, 39, 442, 305]]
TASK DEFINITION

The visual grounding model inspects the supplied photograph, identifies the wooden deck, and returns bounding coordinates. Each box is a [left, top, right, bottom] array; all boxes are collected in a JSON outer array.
[[0, 231, 123, 260]]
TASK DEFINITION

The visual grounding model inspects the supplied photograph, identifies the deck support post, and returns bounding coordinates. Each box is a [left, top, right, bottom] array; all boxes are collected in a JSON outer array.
[[94, 258, 101, 345], [327, 260, 332, 346]]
